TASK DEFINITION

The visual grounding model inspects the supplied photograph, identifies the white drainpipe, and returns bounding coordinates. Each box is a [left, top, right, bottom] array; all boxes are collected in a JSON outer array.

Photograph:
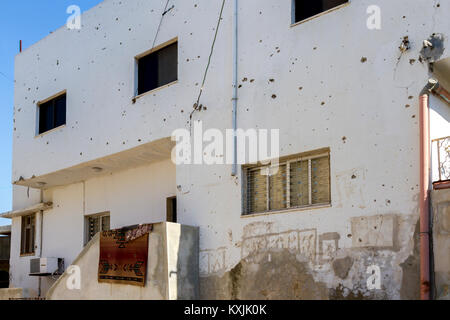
[[231, 0, 238, 176]]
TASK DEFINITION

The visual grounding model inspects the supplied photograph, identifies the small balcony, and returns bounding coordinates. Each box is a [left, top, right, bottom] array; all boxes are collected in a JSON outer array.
[[432, 136, 450, 190]]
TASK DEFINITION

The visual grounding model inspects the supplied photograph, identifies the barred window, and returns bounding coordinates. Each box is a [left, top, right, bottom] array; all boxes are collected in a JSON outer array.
[[85, 213, 110, 244], [244, 150, 330, 215]]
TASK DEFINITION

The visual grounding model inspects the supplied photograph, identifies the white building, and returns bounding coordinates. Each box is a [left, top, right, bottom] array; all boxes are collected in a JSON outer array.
[[1, 0, 449, 299]]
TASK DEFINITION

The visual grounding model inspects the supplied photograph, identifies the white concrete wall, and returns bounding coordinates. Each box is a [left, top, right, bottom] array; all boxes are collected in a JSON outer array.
[[10, 0, 450, 299]]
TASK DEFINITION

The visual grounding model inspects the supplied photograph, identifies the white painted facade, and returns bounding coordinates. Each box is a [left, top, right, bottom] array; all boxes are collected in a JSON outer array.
[[6, 0, 450, 299]]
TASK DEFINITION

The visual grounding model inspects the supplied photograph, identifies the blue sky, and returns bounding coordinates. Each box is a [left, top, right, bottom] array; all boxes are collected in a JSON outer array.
[[0, 0, 103, 226]]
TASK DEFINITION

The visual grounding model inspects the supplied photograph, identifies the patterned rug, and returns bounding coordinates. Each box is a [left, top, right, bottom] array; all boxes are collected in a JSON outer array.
[[98, 224, 152, 287]]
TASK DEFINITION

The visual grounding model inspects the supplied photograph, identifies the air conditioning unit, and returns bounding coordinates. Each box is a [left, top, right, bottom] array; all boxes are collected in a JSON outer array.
[[29, 258, 64, 276]]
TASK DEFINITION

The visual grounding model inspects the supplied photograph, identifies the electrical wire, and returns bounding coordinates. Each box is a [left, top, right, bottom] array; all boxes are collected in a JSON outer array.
[[189, 0, 227, 127], [134, 0, 172, 97], [151, 0, 171, 51]]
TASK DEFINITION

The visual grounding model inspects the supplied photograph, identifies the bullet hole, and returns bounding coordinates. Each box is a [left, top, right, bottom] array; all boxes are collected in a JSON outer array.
[[186, 59, 190, 62], [56, 60, 59, 66], [271, 94, 277, 99], [321, 101, 325, 106], [351, 174, 357, 179], [412, 115, 416, 118], [347, 234, 352, 238], [299, 87, 303, 91], [408, 96, 414, 99], [106, 142, 109, 145], [242, 77, 248, 82], [138, 139, 142, 142], [386, 199, 391, 205], [238, 85, 242, 88], [181, 110, 184, 113], [80, 152, 83, 156], [358, 238, 362, 243], [405, 104, 410, 108], [437, 3, 440, 7], [361, 57, 367, 63], [399, 36, 410, 53], [269, 79, 275, 82], [123, 141, 126, 145], [313, 47, 317, 50], [409, 59, 416, 65], [342, 136, 347, 143], [194, 4, 197, 7], [128, 28, 132, 31], [250, 79, 255, 83]]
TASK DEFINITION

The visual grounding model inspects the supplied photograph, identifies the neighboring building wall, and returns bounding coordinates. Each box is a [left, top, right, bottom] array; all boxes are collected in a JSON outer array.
[[9, 0, 450, 299], [432, 188, 450, 300]]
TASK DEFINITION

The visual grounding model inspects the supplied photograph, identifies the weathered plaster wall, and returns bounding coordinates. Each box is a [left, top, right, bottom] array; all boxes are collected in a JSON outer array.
[[46, 222, 198, 300], [432, 188, 450, 300], [10, 0, 450, 299]]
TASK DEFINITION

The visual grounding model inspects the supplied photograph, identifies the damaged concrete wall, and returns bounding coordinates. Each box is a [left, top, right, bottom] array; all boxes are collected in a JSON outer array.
[[10, 0, 450, 299], [432, 188, 450, 300], [174, 0, 448, 300]]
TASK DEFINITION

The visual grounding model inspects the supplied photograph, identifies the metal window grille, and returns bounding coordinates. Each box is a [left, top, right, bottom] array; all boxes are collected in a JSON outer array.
[[87, 214, 110, 242], [245, 152, 330, 215]]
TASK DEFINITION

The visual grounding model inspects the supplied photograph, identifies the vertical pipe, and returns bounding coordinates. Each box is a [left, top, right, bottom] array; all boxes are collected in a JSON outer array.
[[231, 0, 238, 176], [419, 93, 430, 300], [19, 40, 22, 53]]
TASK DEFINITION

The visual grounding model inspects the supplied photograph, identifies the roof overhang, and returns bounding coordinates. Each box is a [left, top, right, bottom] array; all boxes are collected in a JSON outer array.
[[0, 202, 53, 219], [14, 137, 175, 190]]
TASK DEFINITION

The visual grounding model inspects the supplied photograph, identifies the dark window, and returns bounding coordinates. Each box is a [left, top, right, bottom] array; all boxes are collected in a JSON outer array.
[[294, 0, 348, 23], [38, 93, 66, 134], [166, 197, 177, 223], [137, 42, 178, 95], [20, 214, 35, 255]]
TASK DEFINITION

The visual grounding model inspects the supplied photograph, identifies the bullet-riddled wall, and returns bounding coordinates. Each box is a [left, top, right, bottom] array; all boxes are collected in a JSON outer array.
[[9, 0, 450, 299]]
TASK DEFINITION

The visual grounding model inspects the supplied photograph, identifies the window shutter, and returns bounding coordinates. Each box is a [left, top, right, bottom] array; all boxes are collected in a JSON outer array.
[[289, 160, 310, 206], [88, 217, 100, 241], [247, 168, 268, 214], [269, 164, 287, 211], [101, 216, 110, 232], [311, 156, 330, 204]]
